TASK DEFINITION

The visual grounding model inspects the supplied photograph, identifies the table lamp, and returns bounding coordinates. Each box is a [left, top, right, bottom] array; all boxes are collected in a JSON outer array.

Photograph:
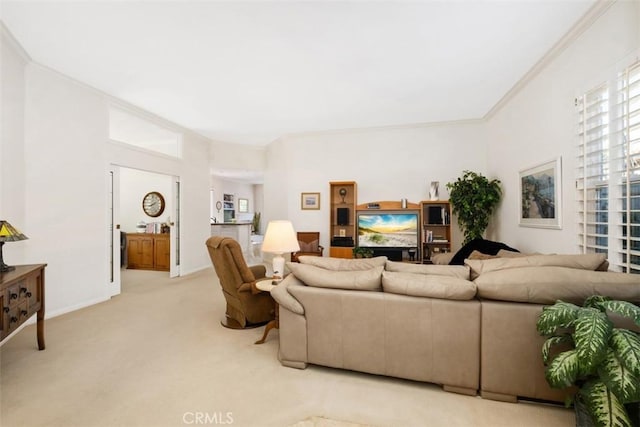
[[0, 220, 28, 273], [261, 220, 300, 280]]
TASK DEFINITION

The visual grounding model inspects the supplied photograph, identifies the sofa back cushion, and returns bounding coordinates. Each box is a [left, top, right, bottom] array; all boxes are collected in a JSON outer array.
[[465, 253, 608, 279], [287, 262, 383, 291], [298, 256, 387, 271], [385, 260, 470, 280], [382, 271, 477, 300], [475, 266, 640, 304]]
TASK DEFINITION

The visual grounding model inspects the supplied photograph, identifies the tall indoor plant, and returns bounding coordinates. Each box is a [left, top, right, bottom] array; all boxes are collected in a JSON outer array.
[[537, 296, 640, 427], [446, 171, 502, 244]]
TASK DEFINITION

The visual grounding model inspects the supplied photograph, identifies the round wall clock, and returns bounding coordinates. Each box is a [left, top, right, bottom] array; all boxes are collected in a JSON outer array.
[[142, 191, 165, 217]]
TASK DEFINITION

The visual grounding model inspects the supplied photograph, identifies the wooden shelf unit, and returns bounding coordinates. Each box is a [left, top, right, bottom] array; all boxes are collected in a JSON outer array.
[[329, 181, 357, 259], [421, 201, 452, 263]]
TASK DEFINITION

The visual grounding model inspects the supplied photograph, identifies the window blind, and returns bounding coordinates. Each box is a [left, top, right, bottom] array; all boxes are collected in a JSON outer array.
[[577, 61, 640, 273], [616, 62, 640, 273], [577, 83, 609, 255]]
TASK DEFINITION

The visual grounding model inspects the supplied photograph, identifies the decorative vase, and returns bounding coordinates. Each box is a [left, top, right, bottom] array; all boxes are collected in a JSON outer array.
[[429, 181, 439, 200]]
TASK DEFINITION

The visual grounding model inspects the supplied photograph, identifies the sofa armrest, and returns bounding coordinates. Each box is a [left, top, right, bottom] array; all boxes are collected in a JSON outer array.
[[272, 275, 305, 315]]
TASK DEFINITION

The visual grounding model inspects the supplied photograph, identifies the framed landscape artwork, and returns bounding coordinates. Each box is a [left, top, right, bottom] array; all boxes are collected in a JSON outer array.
[[519, 157, 562, 229], [301, 192, 320, 210]]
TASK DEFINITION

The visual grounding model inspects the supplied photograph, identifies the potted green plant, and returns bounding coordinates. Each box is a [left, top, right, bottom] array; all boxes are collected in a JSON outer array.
[[536, 296, 640, 427], [252, 212, 261, 234], [445, 171, 502, 244], [352, 247, 374, 259]]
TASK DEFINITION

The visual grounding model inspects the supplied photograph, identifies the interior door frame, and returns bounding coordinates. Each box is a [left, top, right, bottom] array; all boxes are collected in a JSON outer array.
[[170, 175, 180, 278], [108, 165, 121, 297], [109, 165, 182, 289]]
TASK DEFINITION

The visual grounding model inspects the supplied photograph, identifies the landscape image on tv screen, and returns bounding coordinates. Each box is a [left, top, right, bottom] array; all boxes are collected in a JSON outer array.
[[357, 212, 418, 248]]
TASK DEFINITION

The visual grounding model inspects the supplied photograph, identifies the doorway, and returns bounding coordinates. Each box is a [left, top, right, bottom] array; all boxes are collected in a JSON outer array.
[[108, 165, 181, 295]]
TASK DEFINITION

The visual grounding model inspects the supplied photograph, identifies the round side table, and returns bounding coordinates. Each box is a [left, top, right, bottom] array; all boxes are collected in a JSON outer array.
[[254, 278, 279, 344]]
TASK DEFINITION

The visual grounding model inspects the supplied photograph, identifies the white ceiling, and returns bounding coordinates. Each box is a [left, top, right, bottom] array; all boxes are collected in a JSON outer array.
[[1, 0, 596, 146]]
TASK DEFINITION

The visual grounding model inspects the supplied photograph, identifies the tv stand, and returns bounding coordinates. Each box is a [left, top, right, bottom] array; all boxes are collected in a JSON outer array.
[[371, 248, 403, 261]]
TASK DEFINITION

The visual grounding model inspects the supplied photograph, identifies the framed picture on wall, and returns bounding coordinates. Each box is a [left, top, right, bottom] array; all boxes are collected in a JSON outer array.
[[238, 198, 248, 213], [301, 192, 320, 210], [519, 157, 562, 229]]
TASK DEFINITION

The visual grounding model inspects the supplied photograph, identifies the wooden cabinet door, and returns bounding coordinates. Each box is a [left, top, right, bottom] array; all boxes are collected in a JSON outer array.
[[128, 235, 154, 269], [154, 236, 170, 271]]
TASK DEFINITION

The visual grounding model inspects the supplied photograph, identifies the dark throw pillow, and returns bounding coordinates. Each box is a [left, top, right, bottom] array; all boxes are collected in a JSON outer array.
[[449, 238, 519, 265]]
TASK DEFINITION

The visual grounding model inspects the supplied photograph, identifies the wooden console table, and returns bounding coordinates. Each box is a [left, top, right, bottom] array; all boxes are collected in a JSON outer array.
[[0, 264, 46, 350]]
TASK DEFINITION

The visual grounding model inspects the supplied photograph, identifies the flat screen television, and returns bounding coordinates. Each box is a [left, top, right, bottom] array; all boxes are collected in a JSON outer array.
[[357, 211, 419, 249]]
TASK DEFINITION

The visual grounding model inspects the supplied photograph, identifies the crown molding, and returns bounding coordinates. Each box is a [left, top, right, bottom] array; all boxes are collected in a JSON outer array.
[[279, 117, 485, 142], [1, 20, 31, 63], [484, 0, 617, 121]]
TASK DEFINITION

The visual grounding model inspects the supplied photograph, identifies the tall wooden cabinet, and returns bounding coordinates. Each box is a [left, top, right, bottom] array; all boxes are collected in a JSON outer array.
[[127, 233, 170, 271], [421, 201, 452, 263], [329, 181, 357, 259]]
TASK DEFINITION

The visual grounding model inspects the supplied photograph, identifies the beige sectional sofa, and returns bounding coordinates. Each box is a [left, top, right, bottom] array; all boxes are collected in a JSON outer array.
[[271, 253, 640, 402]]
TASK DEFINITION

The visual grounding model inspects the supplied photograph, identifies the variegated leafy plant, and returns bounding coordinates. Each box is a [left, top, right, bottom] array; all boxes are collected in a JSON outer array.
[[537, 296, 640, 427]]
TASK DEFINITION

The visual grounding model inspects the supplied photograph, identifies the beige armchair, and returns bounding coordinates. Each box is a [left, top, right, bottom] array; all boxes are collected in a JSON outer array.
[[206, 236, 275, 329], [291, 232, 324, 263]]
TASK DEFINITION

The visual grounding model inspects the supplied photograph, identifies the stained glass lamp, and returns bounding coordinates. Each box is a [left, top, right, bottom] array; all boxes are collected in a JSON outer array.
[[0, 220, 28, 272]]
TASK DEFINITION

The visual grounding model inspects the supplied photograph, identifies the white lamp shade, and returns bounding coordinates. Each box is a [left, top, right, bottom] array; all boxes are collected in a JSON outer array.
[[262, 220, 300, 253]]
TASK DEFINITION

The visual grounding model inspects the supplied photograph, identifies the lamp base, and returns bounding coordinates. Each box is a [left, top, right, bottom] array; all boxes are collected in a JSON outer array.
[[0, 242, 14, 272], [272, 254, 285, 281]]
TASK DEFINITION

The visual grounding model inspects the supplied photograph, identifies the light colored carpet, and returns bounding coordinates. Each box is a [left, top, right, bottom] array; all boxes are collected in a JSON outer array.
[[0, 267, 574, 427], [289, 416, 372, 427]]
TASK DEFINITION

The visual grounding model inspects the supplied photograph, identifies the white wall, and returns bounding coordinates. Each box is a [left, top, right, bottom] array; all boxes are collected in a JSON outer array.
[[264, 122, 488, 252], [209, 140, 265, 172], [486, 1, 640, 254], [119, 168, 173, 232], [2, 28, 212, 316], [0, 25, 28, 262], [24, 63, 110, 315]]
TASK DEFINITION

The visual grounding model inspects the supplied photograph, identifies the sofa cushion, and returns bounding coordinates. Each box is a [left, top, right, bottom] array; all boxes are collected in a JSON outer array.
[[287, 262, 383, 291], [382, 271, 477, 300], [475, 266, 640, 304], [298, 255, 387, 271], [385, 260, 470, 280], [431, 252, 455, 265], [466, 253, 609, 279]]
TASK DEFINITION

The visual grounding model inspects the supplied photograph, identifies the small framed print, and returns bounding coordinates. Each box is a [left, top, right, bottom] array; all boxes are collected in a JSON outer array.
[[519, 157, 562, 229], [301, 192, 320, 210], [238, 198, 248, 213]]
